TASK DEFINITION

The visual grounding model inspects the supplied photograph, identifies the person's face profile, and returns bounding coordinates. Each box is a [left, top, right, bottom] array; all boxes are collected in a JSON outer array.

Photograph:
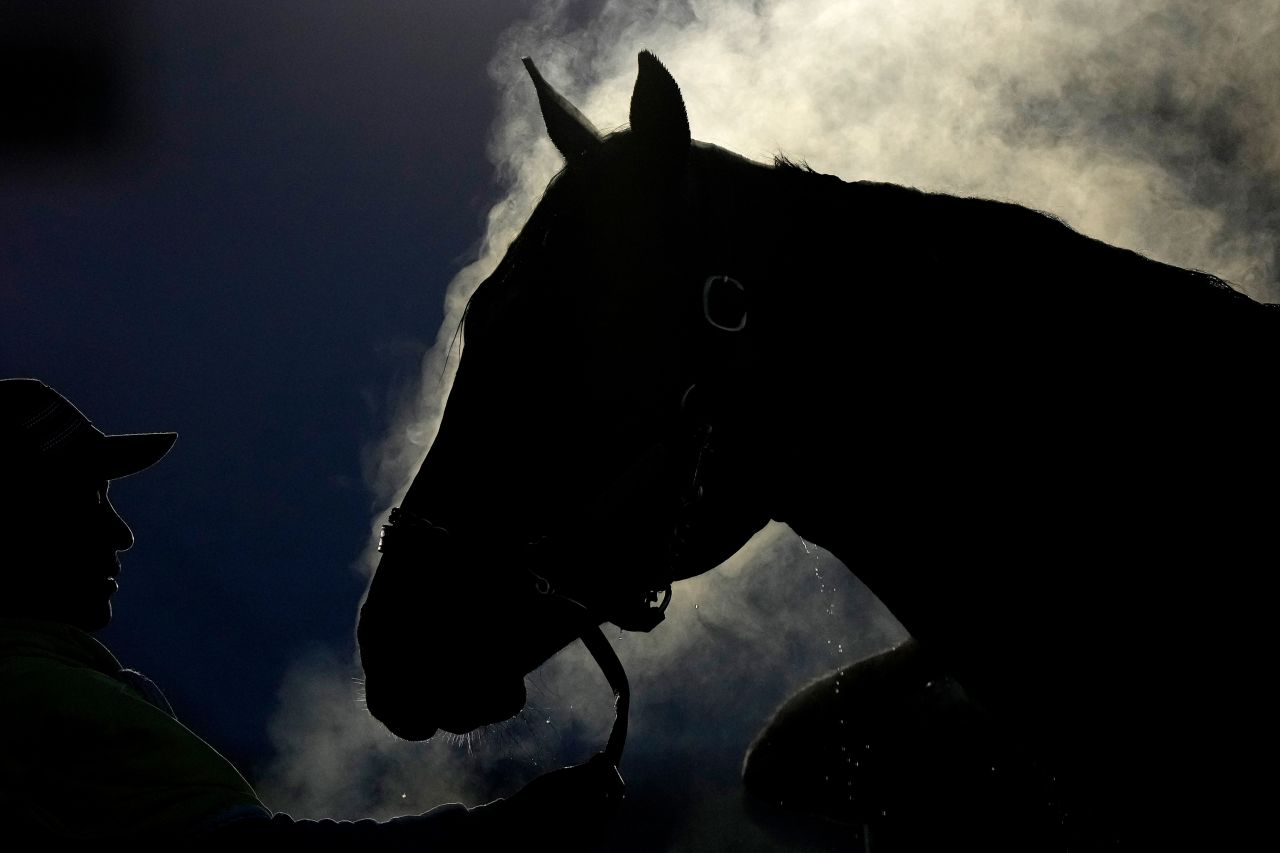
[[6, 471, 135, 632]]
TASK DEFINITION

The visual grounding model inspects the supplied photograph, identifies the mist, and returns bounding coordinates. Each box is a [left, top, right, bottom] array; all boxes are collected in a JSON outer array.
[[259, 0, 1279, 848]]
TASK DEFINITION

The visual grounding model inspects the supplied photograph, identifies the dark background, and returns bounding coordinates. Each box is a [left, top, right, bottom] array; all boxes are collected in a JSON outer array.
[[6, 3, 1276, 848], [2, 0, 541, 774]]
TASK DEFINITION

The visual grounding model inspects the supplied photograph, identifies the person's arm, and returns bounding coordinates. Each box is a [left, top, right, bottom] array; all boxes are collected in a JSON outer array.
[[200, 802, 473, 851], [200, 753, 625, 852]]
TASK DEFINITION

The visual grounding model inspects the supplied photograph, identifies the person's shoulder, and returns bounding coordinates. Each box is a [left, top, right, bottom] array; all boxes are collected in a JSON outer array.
[[0, 644, 143, 741], [1, 650, 132, 712]]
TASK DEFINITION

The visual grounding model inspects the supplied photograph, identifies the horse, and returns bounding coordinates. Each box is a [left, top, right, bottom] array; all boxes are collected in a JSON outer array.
[[358, 50, 1278, 848]]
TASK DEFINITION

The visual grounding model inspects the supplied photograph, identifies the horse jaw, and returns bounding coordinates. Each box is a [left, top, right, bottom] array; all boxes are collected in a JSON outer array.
[[357, 547, 588, 740], [361, 663, 530, 742]]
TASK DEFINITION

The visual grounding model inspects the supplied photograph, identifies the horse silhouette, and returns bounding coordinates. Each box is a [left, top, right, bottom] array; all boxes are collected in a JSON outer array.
[[358, 51, 1278, 848]]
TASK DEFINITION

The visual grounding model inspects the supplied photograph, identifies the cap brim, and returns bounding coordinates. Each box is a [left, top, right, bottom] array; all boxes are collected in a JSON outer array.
[[99, 432, 178, 480]]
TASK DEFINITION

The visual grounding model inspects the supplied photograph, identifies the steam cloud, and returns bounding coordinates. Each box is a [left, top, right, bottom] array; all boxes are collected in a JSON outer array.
[[260, 0, 1278, 847]]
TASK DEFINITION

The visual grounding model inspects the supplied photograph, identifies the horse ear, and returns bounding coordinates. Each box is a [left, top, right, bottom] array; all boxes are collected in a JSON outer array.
[[629, 50, 690, 159], [523, 57, 602, 163]]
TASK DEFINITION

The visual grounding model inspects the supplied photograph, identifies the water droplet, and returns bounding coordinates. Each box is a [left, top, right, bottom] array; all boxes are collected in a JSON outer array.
[[400, 793, 407, 799], [545, 718, 551, 724], [694, 603, 699, 609]]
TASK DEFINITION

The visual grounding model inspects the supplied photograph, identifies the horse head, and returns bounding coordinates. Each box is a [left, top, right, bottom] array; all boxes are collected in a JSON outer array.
[[357, 52, 774, 740]]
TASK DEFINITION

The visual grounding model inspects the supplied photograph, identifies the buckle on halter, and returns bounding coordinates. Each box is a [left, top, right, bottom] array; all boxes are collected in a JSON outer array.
[[377, 506, 446, 554], [703, 274, 747, 332]]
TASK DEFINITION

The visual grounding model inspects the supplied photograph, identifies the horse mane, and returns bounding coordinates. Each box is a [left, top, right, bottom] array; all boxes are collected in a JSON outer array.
[[772, 153, 816, 172], [768, 149, 1251, 313]]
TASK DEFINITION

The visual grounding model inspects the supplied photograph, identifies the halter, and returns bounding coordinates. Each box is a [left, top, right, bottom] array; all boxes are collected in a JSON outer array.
[[377, 503, 642, 770], [376, 271, 749, 768]]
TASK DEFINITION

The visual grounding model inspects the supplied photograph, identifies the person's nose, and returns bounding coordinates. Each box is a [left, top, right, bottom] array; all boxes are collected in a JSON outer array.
[[104, 497, 135, 552]]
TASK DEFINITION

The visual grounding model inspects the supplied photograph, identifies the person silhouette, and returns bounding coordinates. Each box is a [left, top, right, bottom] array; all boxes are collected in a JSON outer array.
[[0, 378, 622, 848]]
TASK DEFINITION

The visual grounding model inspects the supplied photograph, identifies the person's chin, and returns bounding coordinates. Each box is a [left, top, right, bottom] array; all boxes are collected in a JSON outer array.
[[71, 598, 113, 633]]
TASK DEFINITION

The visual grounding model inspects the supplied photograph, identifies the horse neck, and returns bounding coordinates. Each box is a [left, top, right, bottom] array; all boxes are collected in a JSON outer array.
[[713, 169, 885, 558], [728, 173, 1044, 568]]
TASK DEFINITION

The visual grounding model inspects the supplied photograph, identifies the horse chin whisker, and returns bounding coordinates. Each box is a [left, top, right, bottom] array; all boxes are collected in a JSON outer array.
[[459, 703, 542, 752], [440, 730, 473, 750]]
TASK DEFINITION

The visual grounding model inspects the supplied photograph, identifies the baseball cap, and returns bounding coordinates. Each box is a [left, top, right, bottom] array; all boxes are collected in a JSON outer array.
[[1, 378, 177, 481]]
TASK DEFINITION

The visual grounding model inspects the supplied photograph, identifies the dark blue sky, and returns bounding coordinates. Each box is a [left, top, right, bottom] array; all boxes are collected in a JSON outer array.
[[2, 0, 541, 774]]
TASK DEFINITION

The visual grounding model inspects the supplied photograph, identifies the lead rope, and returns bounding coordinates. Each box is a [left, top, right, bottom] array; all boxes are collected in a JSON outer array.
[[531, 581, 630, 773], [579, 625, 630, 768], [524, 573, 629, 790]]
